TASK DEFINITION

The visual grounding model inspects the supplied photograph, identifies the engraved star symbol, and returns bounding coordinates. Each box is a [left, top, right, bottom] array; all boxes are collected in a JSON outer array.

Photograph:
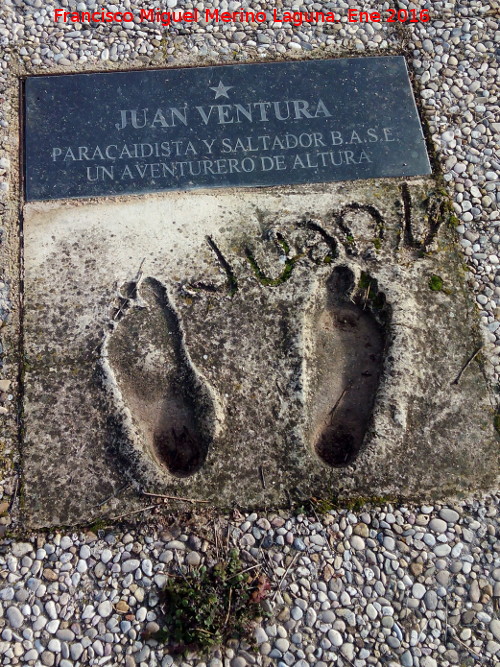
[[210, 80, 233, 99]]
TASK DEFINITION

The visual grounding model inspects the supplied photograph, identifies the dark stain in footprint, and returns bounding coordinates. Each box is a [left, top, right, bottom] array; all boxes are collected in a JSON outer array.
[[105, 277, 216, 477], [307, 266, 388, 467]]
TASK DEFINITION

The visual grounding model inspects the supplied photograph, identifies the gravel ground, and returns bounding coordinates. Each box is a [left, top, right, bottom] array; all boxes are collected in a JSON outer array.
[[0, 0, 498, 665], [0, 497, 499, 666]]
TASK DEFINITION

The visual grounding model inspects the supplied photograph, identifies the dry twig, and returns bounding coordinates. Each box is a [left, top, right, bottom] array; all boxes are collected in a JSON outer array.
[[227, 564, 260, 581], [449, 630, 484, 662], [108, 503, 158, 522], [272, 552, 299, 602], [259, 465, 266, 489], [328, 388, 348, 425], [223, 587, 233, 628], [451, 346, 483, 385], [142, 491, 208, 504]]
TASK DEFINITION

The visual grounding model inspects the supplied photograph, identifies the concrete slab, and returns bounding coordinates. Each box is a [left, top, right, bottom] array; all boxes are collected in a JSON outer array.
[[23, 180, 498, 527]]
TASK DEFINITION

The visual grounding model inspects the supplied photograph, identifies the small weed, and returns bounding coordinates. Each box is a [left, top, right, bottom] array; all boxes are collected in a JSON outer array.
[[358, 272, 371, 290], [429, 274, 444, 291], [357, 272, 386, 310], [154, 548, 270, 655]]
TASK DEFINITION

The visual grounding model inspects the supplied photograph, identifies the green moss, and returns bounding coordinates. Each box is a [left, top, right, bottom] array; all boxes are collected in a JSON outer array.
[[299, 494, 397, 515], [86, 518, 109, 533], [429, 274, 444, 291], [154, 548, 270, 655], [245, 234, 303, 287], [493, 412, 500, 436]]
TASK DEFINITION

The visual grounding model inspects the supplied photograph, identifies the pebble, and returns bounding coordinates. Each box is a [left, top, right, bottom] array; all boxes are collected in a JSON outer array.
[[5, 607, 23, 629], [490, 619, 500, 642], [429, 518, 447, 533], [420, 658, 437, 667], [434, 544, 451, 557], [79, 544, 91, 559], [122, 559, 141, 573], [350, 535, 365, 550], [424, 590, 438, 611], [439, 509, 460, 524], [254, 626, 267, 644], [97, 600, 113, 618], [186, 552, 201, 566], [328, 629, 343, 647], [412, 583, 426, 600], [11, 543, 33, 558]]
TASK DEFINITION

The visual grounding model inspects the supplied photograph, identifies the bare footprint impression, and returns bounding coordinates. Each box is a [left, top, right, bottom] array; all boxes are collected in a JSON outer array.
[[304, 265, 389, 467], [102, 276, 218, 479]]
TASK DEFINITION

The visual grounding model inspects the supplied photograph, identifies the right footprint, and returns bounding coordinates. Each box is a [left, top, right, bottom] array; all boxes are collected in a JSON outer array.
[[305, 266, 388, 467]]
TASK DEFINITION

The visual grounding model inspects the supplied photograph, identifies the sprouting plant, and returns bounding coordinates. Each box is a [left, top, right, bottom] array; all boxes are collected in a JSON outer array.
[[152, 548, 271, 655]]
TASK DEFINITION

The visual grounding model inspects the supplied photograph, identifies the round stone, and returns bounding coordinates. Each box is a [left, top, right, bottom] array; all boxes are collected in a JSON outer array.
[[98, 600, 113, 618], [439, 508, 460, 523], [46, 619, 60, 634], [275, 638, 289, 652], [142, 559, 153, 576], [434, 544, 451, 557], [340, 643, 355, 661], [328, 629, 343, 647], [69, 642, 83, 660], [122, 559, 140, 573], [420, 657, 437, 667], [56, 629, 74, 642], [101, 549, 113, 564], [186, 552, 201, 567], [412, 583, 426, 600], [231, 658, 247, 667], [384, 536, 396, 550], [320, 610, 335, 624], [350, 535, 365, 550], [79, 545, 91, 559], [305, 607, 317, 627], [116, 600, 129, 613], [47, 639, 61, 653], [41, 651, 55, 667], [490, 619, 500, 642], [353, 523, 369, 537], [254, 626, 267, 644], [424, 590, 438, 610], [11, 543, 33, 558], [428, 518, 447, 533], [61, 535, 73, 551], [401, 650, 413, 667], [6, 606, 24, 629]]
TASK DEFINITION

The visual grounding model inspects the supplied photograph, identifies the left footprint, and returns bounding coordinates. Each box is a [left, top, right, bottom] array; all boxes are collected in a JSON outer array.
[[103, 277, 216, 477]]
